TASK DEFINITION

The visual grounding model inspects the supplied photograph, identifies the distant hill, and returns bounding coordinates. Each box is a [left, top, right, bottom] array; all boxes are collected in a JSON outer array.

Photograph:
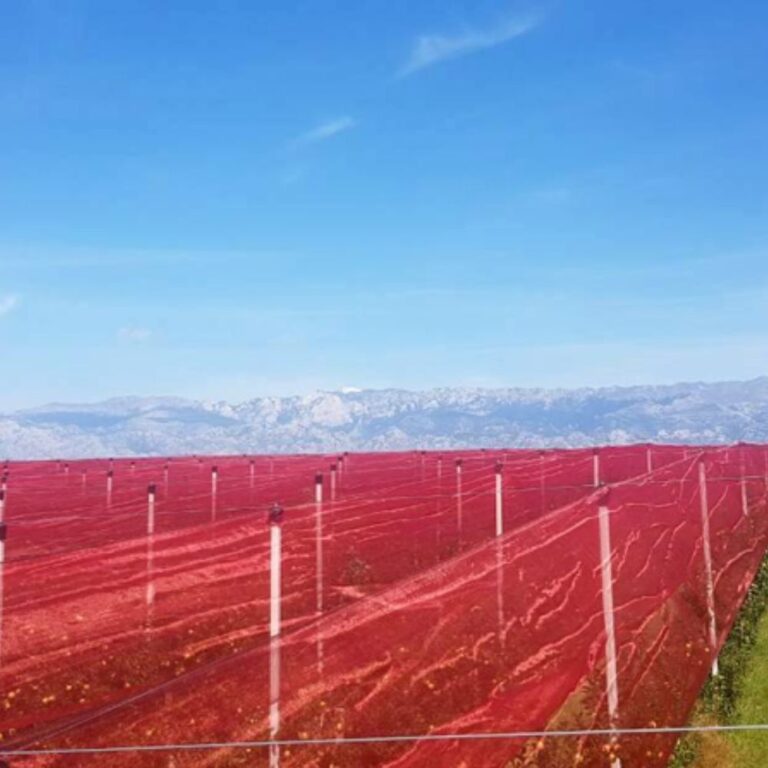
[[3, 378, 768, 459]]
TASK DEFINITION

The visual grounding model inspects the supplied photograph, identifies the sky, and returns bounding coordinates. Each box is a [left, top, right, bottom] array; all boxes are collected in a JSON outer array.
[[1, 0, 768, 409]]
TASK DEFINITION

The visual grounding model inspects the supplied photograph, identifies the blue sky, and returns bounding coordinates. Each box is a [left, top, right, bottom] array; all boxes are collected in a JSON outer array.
[[1, 0, 767, 409]]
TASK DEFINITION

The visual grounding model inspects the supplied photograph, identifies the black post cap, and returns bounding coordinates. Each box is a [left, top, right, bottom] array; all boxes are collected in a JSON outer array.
[[0, 521, 7, 542], [148, 484, 157, 495], [268, 503, 284, 525]]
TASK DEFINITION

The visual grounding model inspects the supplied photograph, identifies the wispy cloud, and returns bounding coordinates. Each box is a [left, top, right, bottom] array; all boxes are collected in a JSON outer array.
[[0, 294, 19, 316], [117, 326, 152, 342], [295, 116, 357, 147], [401, 14, 541, 75]]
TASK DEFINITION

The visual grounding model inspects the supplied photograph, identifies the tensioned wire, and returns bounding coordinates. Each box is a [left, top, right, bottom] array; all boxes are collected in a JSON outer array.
[[3, 723, 768, 756]]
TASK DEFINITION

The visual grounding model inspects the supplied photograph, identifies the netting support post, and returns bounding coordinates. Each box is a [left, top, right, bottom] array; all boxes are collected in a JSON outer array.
[[316, 474, 325, 674], [456, 459, 463, 537], [598, 492, 622, 768], [741, 476, 749, 518], [269, 512, 282, 768], [0, 517, 6, 664], [495, 462, 504, 537], [147, 484, 156, 536], [646, 445, 653, 474], [698, 461, 720, 677], [106, 470, 113, 507], [315, 473, 323, 505], [593, 448, 601, 488]]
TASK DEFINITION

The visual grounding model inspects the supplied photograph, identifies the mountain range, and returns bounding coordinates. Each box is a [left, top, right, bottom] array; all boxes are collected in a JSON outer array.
[[3, 377, 768, 459]]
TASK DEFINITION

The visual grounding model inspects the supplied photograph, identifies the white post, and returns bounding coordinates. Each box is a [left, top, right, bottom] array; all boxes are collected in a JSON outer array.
[[598, 494, 622, 768], [106, 470, 113, 507], [739, 446, 749, 518], [211, 465, 218, 521], [82, 470, 87, 490], [0, 518, 6, 664], [146, 546, 156, 612], [741, 477, 749, 518], [147, 484, 156, 536], [437, 455, 443, 479], [268, 504, 283, 768], [145, 505, 156, 615], [646, 445, 653, 474], [456, 459, 463, 537], [269, 507, 283, 639], [269, 635, 281, 768], [316, 480, 325, 673], [495, 462, 503, 537], [698, 461, 720, 677], [249, 460, 255, 490], [64, 462, 70, 477], [0, 473, 6, 494], [131, 461, 135, 475], [330, 464, 337, 502], [593, 448, 601, 488], [495, 537, 505, 639], [314, 472, 323, 505]]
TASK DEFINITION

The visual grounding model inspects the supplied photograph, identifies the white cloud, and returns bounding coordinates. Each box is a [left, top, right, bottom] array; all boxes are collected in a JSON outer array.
[[0, 294, 19, 316], [401, 14, 540, 75], [117, 326, 152, 342], [295, 116, 357, 146]]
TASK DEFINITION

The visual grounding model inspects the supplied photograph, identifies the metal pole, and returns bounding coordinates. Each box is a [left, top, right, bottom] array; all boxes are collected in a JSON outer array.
[[147, 484, 156, 536], [495, 462, 503, 537], [456, 459, 463, 539], [268, 503, 283, 768], [698, 461, 720, 677], [598, 492, 622, 768]]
